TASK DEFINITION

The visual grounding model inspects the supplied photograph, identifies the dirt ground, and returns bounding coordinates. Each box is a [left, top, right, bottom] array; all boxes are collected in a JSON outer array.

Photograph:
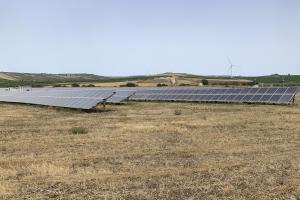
[[1, 97, 300, 199]]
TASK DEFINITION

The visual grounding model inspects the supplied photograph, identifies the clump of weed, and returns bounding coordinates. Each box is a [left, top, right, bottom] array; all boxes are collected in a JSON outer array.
[[174, 110, 182, 115], [119, 113, 127, 117], [70, 127, 88, 135]]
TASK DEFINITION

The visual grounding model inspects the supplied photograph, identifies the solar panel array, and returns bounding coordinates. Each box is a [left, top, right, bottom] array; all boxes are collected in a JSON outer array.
[[131, 87, 298, 104], [0, 86, 298, 109], [0, 89, 115, 109], [28, 88, 136, 104]]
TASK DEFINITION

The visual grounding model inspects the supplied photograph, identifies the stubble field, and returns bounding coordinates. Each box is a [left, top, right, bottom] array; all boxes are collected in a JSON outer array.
[[1, 97, 300, 199]]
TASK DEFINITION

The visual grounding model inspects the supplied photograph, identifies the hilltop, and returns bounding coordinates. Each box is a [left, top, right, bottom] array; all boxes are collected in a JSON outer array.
[[0, 72, 106, 81], [0, 72, 109, 87]]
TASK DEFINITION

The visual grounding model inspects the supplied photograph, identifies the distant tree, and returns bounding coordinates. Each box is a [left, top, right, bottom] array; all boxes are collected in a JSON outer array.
[[179, 83, 191, 86], [157, 83, 168, 87], [32, 84, 43, 88], [71, 83, 80, 87], [82, 84, 95, 87], [249, 80, 258, 86], [253, 79, 259, 85], [202, 79, 209, 85], [120, 82, 138, 87]]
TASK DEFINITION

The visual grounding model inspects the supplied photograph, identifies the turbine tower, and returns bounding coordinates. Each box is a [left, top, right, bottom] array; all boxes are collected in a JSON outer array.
[[227, 57, 239, 78]]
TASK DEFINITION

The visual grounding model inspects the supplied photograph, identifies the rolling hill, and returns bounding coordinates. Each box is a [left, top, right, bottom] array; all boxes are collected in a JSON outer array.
[[0, 72, 300, 87]]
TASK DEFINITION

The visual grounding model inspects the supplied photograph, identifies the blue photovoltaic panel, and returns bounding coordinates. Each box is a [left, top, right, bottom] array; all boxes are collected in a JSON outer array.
[[260, 95, 272, 102], [106, 90, 135, 103], [130, 87, 298, 105], [266, 87, 278, 94], [278, 95, 294, 103], [29, 88, 136, 104], [286, 87, 298, 94], [0, 88, 115, 109]]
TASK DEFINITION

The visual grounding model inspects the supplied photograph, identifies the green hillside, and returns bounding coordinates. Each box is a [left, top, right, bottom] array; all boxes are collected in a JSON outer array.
[[0, 72, 109, 87], [242, 74, 300, 86]]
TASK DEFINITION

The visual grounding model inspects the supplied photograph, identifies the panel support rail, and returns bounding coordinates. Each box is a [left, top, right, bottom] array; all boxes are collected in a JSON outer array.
[[102, 92, 116, 110]]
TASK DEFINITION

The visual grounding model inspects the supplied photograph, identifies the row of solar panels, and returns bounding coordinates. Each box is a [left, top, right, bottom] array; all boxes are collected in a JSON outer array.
[[0, 88, 135, 109], [134, 87, 297, 95], [131, 94, 294, 104], [130, 87, 298, 104], [0, 96, 107, 109], [34, 88, 136, 103], [0, 87, 298, 109]]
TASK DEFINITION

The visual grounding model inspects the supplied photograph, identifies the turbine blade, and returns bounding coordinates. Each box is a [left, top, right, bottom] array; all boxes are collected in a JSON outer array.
[[227, 57, 232, 65]]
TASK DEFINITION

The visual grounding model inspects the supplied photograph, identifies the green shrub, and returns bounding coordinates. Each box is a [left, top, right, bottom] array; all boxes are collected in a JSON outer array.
[[71, 83, 80, 87], [202, 79, 209, 85], [179, 83, 191, 86], [82, 84, 95, 87], [120, 82, 138, 87], [70, 127, 88, 135], [157, 83, 168, 87]]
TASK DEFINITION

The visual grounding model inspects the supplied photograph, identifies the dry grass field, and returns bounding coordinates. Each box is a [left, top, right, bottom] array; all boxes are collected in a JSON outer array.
[[1, 97, 300, 199]]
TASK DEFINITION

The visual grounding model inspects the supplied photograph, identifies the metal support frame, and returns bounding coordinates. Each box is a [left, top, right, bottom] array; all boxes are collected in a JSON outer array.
[[103, 100, 106, 110], [126, 91, 136, 101], [292, 95, 295, 104], [102, 92, 116, 110]]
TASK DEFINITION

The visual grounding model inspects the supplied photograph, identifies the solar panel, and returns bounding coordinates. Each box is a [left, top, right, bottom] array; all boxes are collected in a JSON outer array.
[[106, 90, 136, 103], [0, 89, 115, 109], [130, 87, 298, 105], [260, 95, 272, 102], [278, 94, 294, 103]]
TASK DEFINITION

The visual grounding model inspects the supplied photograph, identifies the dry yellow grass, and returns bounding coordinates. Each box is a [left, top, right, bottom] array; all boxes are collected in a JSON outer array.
[[86, 81, 160, 87], [0, 73, 17, 81], [82, 76, 252, 87], [86, 77, 200, 87], [1, 97, 300, 199]]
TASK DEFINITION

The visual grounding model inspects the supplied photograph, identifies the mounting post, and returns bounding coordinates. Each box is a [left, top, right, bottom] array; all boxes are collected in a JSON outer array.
[[293, 96, 295, 104], [101, 91, 116, 111], [103, 100, 106, 111]]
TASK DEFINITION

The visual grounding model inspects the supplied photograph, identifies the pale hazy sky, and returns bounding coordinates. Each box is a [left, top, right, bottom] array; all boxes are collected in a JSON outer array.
[[0, 0, 299, 76]]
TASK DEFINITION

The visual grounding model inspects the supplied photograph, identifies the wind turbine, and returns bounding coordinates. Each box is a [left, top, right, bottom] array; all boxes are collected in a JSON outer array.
[[227, 57, 239, 78]]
